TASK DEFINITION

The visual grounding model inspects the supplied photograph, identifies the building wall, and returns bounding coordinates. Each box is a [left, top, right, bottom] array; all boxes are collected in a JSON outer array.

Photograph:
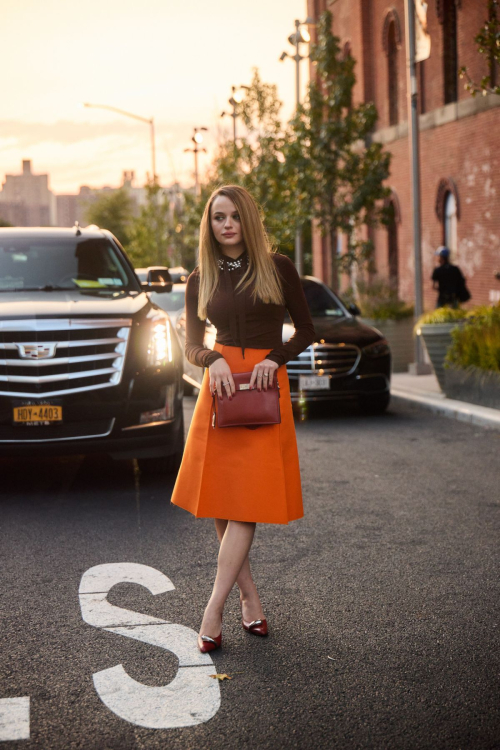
[[307, 0, 500, 309]]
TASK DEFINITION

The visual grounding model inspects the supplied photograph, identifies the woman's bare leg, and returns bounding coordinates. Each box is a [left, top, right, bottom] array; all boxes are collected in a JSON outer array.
[[199, 519, 257, 637], [213, 519, 265, 627]]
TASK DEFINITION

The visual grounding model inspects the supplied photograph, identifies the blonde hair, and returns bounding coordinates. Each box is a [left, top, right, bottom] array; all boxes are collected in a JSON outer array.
[[197, 185, 284, 319]]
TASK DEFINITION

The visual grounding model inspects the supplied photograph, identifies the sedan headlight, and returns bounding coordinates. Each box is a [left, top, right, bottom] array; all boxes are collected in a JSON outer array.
[[362, 339, 390, 358], [147, 316, 173, 366]]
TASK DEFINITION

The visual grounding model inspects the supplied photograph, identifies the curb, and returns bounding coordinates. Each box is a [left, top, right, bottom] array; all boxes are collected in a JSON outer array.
[[390, 388, 500, 432]]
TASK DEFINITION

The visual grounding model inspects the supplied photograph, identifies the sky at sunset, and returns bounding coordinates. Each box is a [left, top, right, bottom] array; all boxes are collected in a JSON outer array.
[[2, 0, 310, 194]]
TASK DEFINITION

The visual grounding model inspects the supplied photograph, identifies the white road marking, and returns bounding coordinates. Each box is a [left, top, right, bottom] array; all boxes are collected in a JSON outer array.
[[0, 697, 30, 741], [79, 562, 221, 729]]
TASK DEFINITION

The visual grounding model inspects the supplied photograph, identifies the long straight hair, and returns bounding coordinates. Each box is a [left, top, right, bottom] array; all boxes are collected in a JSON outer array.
[[197, 185, 284, 320]]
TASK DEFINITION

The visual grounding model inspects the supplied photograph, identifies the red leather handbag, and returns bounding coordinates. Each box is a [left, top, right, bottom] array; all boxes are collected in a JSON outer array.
[[212, 371, 281, 429]]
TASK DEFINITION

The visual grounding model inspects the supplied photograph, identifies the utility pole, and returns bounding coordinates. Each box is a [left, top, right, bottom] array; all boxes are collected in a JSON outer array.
[[404, 0, 429, 374], [184, 127, 207, 197], [280, 18, 313, 276]]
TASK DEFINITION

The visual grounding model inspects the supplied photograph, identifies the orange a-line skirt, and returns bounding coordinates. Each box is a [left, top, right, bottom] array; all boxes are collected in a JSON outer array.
[[170, 343, 304, 525]]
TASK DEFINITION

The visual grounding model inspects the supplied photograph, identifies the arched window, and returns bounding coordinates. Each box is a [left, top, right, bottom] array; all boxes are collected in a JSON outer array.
[[436, 177, 460, 255], [388, 22, 399, 125], [444, 192, 457, 254], [441, 0, 458, 104], [383, 9, 402, 126], [388, 203, 399, 289], [385, 193, 401, 290]]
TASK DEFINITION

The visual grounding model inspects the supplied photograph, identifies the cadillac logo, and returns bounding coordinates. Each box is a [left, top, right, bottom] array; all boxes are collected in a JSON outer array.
[[16, 343, 57, 360]]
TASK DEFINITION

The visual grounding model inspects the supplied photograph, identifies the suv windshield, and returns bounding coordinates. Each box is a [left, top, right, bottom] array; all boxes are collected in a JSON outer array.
[[301, 279, 345, 317], [0, 238, 138, 292]]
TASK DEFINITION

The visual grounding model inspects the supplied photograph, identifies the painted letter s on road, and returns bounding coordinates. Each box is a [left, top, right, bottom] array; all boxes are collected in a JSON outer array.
[[78, 563, 220, 729]]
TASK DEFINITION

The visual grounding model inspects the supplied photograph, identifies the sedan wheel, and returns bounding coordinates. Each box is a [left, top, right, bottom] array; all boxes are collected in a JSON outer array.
[[360, 393, 391, 415]]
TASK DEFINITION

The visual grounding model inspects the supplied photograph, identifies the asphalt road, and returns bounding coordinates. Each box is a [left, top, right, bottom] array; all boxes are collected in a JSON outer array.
[[1, 398, 499, 749]]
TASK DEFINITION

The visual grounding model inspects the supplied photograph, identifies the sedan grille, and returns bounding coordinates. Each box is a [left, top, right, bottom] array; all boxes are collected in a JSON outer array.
[[286, 343, 361, 378], [0, 318, 131, 397]]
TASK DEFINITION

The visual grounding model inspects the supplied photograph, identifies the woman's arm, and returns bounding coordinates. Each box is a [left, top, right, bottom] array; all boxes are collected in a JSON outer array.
[[264, 255, 316, 367], [184, 271, 224, 368]]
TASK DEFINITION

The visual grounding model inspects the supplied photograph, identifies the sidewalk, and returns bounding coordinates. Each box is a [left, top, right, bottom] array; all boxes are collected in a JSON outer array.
[[391, 372, 500, 431]]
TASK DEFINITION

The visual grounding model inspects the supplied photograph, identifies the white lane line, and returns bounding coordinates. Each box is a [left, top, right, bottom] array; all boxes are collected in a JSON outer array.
[[0, 697, 30, 741], [79, 562, 221, 729]]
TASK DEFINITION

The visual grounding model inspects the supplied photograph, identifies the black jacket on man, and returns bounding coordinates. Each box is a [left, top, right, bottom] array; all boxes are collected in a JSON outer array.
[[431, 262, 468, 307]]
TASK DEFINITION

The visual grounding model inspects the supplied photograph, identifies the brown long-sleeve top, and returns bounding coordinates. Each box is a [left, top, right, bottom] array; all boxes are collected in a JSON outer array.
[[184, 251, 315, 369]]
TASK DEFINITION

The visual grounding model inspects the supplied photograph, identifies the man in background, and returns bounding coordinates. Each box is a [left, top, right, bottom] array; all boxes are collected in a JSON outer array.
[[431, 246, 470, 308]]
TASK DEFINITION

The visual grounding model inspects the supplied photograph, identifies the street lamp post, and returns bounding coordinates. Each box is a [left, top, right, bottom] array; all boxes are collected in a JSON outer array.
[[184, 127, 208, 197], [403, 1, 429, 374], [221, 85, 249, 146], [280, 18, 313, 276], [83, 103, 157, 183]]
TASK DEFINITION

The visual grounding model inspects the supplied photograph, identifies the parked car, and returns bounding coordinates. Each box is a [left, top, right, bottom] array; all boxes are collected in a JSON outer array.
[[0, 226, 184, 474], [174, 275, 391, 413], [286, 277, 391, 413], [135, 265, 188, 284]]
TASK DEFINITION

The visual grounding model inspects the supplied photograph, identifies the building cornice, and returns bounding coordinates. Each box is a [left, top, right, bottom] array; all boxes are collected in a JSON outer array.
[[370, 93, 500, 146]]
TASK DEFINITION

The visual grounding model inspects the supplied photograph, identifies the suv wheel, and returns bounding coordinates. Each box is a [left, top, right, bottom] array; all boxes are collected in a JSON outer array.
[[137, 448, 183, 476]]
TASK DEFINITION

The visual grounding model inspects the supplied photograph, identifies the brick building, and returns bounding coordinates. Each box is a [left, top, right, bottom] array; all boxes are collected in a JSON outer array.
[[307, 0, 500, 308]]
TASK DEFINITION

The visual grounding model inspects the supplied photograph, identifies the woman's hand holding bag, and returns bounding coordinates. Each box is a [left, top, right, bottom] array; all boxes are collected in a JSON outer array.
[[209, 358, 235, 400], [249, 359, 279, 390]]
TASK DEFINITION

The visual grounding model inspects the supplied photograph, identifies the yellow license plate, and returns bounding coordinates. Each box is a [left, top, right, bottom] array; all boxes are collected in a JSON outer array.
[[13, 405, 63, 424]]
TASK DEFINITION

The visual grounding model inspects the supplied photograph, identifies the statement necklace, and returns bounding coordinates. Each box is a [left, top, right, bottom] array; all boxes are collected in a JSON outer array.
[[217, 253, 249, 271]]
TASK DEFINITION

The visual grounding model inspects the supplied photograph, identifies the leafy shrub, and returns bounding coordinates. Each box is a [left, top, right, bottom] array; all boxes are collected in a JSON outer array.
[[346, 279, 414, 321], [445, 305, 500, 372], [416, 307, 468, 327]]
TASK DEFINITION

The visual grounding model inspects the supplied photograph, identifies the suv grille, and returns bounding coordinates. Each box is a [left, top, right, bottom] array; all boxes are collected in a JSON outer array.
[[0, 318, 131, 397], [287, 343, 361, 378]]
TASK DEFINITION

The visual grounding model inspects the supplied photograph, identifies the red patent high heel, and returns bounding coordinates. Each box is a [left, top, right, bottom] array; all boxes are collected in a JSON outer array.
[[242, 617, 268, 637], [241, 601, 268, 637], [197, 614, 222, 653]]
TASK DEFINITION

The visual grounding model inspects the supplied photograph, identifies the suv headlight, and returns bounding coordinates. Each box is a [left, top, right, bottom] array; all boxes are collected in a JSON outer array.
[[362, 339, 390, 358], [147, 316, 173, 366]]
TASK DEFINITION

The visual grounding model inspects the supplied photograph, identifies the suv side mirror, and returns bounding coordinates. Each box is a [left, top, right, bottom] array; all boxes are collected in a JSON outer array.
[[347, 303, 361, 316], [141, 267, 172, 293]]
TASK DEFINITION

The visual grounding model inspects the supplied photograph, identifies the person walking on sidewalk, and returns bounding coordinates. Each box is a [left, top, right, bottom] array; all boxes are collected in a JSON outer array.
[[170, 185, 315, 653], [431, 246, 470, 308]]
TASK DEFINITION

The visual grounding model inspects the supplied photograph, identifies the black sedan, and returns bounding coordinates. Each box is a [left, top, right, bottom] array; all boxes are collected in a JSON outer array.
[[286, 277, 391, 413]]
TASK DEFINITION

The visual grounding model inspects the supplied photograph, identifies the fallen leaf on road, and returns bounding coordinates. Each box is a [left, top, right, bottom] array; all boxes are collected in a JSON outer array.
[[209, 673, 233, 681]]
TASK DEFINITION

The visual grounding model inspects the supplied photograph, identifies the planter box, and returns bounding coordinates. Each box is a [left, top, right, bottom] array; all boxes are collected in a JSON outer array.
[[360, 317, 415, 373], [444, 365, 500, 408], [419, 322, 464, 390]]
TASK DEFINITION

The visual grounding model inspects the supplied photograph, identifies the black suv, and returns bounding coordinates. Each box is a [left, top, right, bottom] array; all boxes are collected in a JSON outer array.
[[0, 226, 184, 473]]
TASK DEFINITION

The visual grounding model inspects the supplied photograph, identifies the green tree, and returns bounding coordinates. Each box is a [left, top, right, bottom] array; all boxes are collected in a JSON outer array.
[[126, 183, 173, 267], [287, 10, 391, 290], [173, 69, 302, 269], [460, 0, 500, 96], [84, 188, 132, 246]]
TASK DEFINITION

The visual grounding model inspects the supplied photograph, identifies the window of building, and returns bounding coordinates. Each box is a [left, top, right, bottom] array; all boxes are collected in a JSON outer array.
[[442, 0, 458, 104], [489, 2, 498, 90], [418, 61, 426, 114], [386, 200, 399, 290], [388, 21, 399, 125], [444, 191, 457, 254]]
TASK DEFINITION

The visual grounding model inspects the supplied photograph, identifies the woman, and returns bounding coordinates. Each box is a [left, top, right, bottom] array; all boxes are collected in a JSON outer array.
[[171, 185, 315, 653]]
